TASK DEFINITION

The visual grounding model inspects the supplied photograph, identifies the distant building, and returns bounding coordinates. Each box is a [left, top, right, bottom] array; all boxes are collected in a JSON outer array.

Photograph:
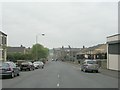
[[76, 44, 107, 60], [107, 34, 120, 71], [25, 47, 31, 54], [53, 46, 81, 61], [0, 31, 7, 61], [7, 45, 26, 54]]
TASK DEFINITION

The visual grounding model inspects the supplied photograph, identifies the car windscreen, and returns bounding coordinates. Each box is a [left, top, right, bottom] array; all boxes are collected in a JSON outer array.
[[87, 61, 96, 64]]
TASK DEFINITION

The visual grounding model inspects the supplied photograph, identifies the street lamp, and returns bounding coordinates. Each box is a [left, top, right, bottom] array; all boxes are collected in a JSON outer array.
[[36, 33, 45, 44], [36, 33, 45, 60], [68, 45, 74, 61]]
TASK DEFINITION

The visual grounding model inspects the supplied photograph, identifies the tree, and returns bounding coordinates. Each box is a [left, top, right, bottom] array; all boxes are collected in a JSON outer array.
[[7, 53, 25, 62], [23, 53, 33, 60], [7, 44, 49, 62], [7, 53, 34, 62], [31, 44, 49, 60], [7, 53, 15, 61]]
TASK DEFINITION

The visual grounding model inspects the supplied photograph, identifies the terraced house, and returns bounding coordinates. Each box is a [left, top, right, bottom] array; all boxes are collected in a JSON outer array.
[[0, 31, 7, 61]]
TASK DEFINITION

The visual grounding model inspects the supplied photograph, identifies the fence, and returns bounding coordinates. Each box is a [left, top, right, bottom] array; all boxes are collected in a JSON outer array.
[[97, 59, 107, 69]]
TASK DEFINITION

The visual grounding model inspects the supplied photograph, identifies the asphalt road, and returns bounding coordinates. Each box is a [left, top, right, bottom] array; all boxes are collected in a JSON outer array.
[[2, 61, 118, 88]]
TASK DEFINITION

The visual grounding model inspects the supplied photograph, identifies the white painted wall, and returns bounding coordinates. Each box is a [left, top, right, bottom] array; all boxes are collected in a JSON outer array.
[[119, 55, 120, 71], [0, 33, 2, 61], [107, 34, 120, 71], [0, 35, 2, 45], [107, 54, 119, 71]]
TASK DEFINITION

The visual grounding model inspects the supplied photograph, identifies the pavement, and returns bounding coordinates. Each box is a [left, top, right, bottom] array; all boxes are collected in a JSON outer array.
[[1, 61, 118, 88], [99, 68, 119, 79]]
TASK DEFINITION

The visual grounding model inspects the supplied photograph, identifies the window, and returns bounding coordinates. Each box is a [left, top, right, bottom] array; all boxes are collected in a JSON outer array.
[[2, 36, 7, 45], [108, 43, 120, 55], [2, 50, 4, 58], [87, 61, 96, 64], [2, 63, 9, 68], [9, 62, 16, 68]]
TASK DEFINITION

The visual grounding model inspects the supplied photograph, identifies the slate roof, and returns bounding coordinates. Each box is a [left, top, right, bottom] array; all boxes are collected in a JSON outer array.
[[0, 31, 7, 36], [77, 44, 107, 54], [7, 47, 26, 53]]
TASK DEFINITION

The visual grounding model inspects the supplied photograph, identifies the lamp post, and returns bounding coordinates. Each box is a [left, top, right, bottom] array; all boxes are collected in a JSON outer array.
[[68, 45, 74, 61], [36, 33, 45, 61]]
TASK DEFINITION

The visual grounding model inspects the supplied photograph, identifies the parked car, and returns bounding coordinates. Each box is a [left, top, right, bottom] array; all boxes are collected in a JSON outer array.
[[52, 59, 58, 61], [33, 61, 40, 69], [33, 61, 44, 69], [20, 61, 35, 71], [81, 60, 99, 73], [52, 59, 55, 61], [0, 61, 20, 78], [39, 61, 44, 69]]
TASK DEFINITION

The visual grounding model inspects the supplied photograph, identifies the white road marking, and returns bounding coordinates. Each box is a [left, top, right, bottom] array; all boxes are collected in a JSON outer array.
[[57, 83, 59, 87], [58, 74, 60, 78]]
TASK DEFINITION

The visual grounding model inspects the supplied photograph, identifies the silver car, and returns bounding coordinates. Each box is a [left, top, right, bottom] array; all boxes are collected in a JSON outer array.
[[81, 60, 99, 73], [33, 61, 44, 69]]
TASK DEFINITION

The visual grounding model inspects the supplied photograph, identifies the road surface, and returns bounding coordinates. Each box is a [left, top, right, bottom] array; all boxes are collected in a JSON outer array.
[[2, 61, 118, 88]]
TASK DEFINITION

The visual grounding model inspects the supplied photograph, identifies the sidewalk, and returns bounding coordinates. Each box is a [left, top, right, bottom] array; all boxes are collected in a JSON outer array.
[[65, 61, 119, 79], [99, 68, 119, 79]]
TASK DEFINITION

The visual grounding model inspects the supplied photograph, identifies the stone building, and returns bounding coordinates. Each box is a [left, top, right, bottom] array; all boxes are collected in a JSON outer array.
[[0, 31, 7, 61]]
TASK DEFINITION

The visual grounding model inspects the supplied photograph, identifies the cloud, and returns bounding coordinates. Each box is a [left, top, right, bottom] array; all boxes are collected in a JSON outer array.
[[2, 2, 118, 48]]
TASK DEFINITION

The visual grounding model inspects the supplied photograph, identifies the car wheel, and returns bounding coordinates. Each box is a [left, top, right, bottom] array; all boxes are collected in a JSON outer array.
[[11, 72, 14, 78], [96, 70, 98, 73], [83, 68, 87, 72], [81, 69, 83, 71], [29, 68, 32, 71], [17, 73, 20, 76]]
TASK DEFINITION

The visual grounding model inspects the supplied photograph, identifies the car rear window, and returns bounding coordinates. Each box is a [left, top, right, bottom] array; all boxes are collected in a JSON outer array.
[[34, 62, 39, 64], [8, 62, 16, 68], [87, 61, 96, 64], [0, 63, 9, 68]]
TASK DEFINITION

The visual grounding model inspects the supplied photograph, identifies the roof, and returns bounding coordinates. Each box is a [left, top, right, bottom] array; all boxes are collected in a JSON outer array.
[[77, 44, 107, 54], [87, 44, 104, 51], [82, 44, 103, 52], [60, 48, 81, 52], [53, 48, 81, 52], [0, 31, 7, 36], [107, 34, 120, 38], [7, 47, 26, 53]]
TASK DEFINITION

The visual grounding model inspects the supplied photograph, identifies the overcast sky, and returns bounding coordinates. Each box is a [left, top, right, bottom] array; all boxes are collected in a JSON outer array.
[[0, 2, 118, 49]]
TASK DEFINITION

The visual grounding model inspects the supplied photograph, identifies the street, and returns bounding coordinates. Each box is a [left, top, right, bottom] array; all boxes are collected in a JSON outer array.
[[2, 61, 118, 88]]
